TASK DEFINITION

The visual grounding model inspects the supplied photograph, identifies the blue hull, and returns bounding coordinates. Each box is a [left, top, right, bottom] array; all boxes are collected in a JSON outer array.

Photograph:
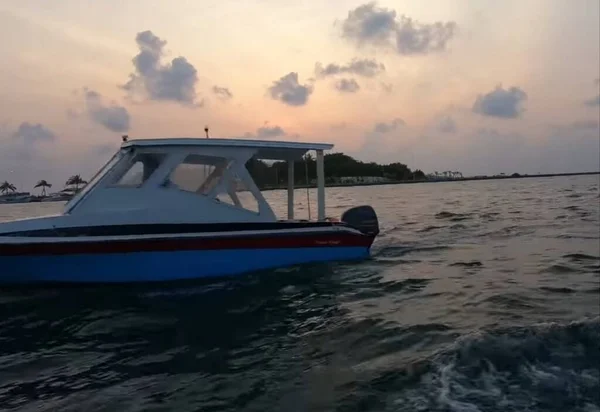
[[0, 246, 370, 284]]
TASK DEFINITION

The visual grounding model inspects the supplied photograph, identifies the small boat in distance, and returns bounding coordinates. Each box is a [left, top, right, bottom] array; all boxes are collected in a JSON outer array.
[[0, 137, 380, 284]]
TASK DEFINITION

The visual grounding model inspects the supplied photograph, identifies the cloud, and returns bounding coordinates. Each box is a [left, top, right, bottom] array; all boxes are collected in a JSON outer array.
[[0, 123, 57, 190], [550, 119, 600, 133], [121, 30, 200, 106], [256, 125, 286, 139], [437, 116, 457, 133], [91, 143, 120, 157], [340, 2, 457, 55], [472, 85, 528, 118], [83, 88, 131, 133], [330, 122, 348, 131], [334, 78, 360, 93], [267, 72, 313, 106], [212, 86, 233, 101], [380, 82, 393, 93], [570, 120, 599, 130], [241, 124, 287, 140], [373, 118, 405, 133], [315, 58, 385, 78], [395, 16, 457, 55], [341, 3, 397, 46], [352, 118, 412, 164], [584, 78, 600, 106], [584, 95, 600, 107], [12, 122, 57, 144]]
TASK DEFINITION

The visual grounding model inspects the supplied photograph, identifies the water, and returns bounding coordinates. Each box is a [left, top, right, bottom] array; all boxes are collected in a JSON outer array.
[[0, 175, 599, 411]]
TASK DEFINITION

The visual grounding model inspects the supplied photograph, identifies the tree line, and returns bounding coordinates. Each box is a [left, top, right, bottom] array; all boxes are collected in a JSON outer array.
[[0, 175, 88, 196], [246, 152, 425, 188]]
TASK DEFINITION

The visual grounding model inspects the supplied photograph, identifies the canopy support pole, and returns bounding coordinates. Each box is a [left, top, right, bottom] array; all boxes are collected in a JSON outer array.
[[287, 160, 294, 220], [316, 150, 325, 221]]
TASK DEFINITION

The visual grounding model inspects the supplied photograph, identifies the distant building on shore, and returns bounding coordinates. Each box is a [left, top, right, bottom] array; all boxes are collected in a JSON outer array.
[[310, 176, 394, 185], [337, 176, 393, 184]]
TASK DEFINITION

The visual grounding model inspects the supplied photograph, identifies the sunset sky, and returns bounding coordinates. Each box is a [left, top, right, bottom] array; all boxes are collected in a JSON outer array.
[[0, 0, 599, 191]]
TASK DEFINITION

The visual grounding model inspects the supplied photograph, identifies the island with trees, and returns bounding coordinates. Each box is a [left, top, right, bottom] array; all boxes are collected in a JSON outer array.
[[0, 175, 88, 204], [247, 153, 426, 189]]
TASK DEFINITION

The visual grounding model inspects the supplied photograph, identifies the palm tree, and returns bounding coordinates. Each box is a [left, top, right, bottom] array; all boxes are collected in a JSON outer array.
[[0, 181, 17, 196], [65, 175, 88, 192], [34, 180, 52, 196]]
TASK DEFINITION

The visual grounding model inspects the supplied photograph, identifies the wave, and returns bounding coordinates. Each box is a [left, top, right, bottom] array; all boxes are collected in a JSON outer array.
[[450, 261, 483, 268], [374, 245, 451, 258], [418, 225, 446, 233], [540, 286, 576, 294], [435, 211, 472, 222], [564, 254, 600, 262], [541, 264, 579, 274], [378, 318, 600, 411]]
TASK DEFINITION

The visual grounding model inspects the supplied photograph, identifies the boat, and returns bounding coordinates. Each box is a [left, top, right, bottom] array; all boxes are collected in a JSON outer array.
[[0, 193, 32, 204], [0, 137, 380, 284]]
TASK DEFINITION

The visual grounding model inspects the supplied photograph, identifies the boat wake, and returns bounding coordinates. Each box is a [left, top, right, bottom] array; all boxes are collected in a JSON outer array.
[[368, 317, 600, 412]]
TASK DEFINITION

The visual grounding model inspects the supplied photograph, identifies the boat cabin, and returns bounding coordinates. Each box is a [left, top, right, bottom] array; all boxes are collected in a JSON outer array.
[[64, 138, 334, 223]]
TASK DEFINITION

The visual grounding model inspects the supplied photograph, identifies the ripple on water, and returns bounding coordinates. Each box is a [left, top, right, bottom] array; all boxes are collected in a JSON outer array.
[[478, 224, 537, 239], [541, 264, 580, 274], [482, 293, 546, 311], [374, 244, 451, 258], [344, 278, 433, 302], [540, 286, 576, 294], [435, 211, 473, 222], [450, 261, 483, 268], [564, 253, 600, 262], [417, 225, 445, 233]]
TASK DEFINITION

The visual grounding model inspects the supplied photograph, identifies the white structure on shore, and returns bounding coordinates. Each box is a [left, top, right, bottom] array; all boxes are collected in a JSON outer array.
[[310, 176, 393, 185], [337, 176, 392, 184]]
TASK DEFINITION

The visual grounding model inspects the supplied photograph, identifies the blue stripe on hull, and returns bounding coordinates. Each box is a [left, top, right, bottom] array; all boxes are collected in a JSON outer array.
[[0, 247, 370, 284]]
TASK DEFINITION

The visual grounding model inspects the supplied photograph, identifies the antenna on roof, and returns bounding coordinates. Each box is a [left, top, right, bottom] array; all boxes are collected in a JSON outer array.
[[122, 135, 128, 142], [204, 126, 209, 139]]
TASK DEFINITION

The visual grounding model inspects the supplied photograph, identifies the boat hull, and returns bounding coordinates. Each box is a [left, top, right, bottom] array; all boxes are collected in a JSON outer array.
[[0, 246, 370, 283], [0, 229, 375, 284]]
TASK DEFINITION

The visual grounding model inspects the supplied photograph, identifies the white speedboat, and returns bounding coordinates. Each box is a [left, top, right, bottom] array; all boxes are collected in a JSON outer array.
[[0, 137, 379, 283]]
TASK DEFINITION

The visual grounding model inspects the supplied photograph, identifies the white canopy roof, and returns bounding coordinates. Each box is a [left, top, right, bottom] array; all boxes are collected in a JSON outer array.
[[122, 138, 334, 160]]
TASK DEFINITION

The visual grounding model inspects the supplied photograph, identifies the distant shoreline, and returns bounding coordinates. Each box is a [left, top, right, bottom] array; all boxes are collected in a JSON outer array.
[[0, 171, 598, 204], [260, 171, 600, 191]]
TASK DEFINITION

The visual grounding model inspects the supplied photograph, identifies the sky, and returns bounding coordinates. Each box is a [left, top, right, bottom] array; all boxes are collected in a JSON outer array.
[[0, 0, 599, 192]]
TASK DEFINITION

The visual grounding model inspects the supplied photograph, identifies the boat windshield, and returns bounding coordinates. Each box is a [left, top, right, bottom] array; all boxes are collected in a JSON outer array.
[[112, 152, 166, 187], [63, 148, 127, 213]]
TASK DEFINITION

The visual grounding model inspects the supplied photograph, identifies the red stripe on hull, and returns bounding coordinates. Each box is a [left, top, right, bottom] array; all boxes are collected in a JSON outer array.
[[0, 232, 375, 256]]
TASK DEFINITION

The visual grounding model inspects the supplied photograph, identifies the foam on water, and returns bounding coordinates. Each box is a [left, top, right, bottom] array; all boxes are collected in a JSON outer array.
[[388, 317, 600, 412]]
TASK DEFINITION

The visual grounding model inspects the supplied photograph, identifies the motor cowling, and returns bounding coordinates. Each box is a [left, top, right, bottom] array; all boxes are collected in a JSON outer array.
[[341, 205, 380, 237]]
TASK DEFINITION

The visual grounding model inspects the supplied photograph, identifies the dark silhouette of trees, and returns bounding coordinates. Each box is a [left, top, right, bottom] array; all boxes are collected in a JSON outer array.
[[247, 152, 420, 188], [0, 181, 17, 195], [34, 180, 52, 196]]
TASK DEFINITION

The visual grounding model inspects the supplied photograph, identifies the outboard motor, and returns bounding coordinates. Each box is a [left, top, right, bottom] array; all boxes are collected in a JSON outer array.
[[341, 205, 380, 237]]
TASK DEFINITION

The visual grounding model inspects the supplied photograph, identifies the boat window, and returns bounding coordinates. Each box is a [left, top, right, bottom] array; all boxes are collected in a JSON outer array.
[[112, 153, 165, 187], [229, 171, 260, 213], [215, 192, 236, 206], [165, 154, 230, 194]]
